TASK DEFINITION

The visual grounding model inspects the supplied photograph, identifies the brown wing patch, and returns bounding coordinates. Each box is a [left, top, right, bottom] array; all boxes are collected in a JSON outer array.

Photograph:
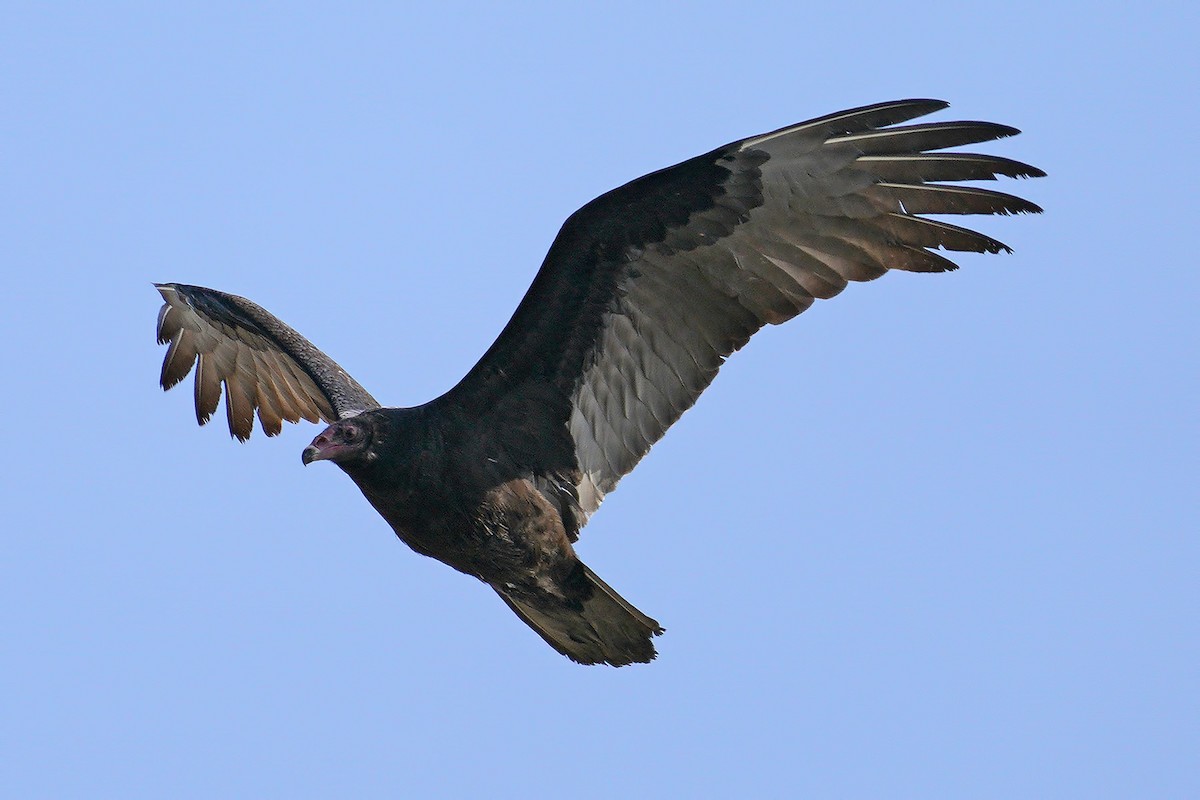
[[155, 284, 378, 440]]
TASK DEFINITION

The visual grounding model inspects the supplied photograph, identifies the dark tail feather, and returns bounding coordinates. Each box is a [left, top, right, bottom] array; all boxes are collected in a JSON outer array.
[[494, 563, 664, 666]]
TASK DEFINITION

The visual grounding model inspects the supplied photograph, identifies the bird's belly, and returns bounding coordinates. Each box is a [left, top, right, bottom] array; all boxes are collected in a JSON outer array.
[[366, 498, 525, 584], [367, 478, 578, 590]]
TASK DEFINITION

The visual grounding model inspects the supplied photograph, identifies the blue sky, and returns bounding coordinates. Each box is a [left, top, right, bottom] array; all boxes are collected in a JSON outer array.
[[2, 3, 1195, 797]]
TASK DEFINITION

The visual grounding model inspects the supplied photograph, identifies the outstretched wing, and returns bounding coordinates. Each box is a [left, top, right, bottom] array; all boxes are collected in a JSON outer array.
[[155, 283, 380, 440], [442, 99, 1043, 525]]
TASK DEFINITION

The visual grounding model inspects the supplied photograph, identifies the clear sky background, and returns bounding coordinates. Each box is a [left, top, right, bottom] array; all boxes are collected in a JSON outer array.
[[2, 3, 1195, 798]]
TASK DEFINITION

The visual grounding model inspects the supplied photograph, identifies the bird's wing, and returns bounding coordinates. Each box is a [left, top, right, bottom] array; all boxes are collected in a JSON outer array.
[[154, 283, 380, 440], [442, 99, 1042, 525]]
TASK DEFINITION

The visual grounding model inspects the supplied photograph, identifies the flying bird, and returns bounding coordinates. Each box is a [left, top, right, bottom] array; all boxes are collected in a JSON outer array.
[[154, 99, 1042, 666]]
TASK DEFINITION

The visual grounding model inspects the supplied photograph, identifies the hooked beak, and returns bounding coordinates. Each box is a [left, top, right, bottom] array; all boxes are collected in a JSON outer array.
[[301, 431, 335, 466]]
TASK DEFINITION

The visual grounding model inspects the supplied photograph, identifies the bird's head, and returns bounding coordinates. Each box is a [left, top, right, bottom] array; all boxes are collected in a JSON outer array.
[[302, 415, 375, 467]]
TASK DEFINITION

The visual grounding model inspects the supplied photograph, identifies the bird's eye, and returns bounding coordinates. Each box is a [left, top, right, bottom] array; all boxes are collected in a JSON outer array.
[[343, 425, 361, 441]]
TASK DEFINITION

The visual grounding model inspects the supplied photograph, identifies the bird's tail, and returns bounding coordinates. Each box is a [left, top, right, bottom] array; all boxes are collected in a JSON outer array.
[[494, 563, 664, 666]]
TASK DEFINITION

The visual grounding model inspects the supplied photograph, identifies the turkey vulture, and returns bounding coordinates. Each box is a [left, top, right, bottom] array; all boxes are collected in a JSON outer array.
[[154, 99, 1042, 666]]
